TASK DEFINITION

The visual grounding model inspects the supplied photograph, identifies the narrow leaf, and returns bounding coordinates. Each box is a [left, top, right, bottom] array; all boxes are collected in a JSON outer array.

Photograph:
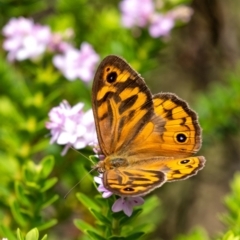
[[74, 219, 100, 235], [40, 156, 55, 178], [41, 194, 59, 209], [40, 177, 58, 192], [10, 200, 27, 227], [89, 208, 111, 225], [86, 230, 106, 240], [37, 219, 58, 231], [15, 181, 30, 206], [0, 225, 17, 240], [76, 192, 100, 211]]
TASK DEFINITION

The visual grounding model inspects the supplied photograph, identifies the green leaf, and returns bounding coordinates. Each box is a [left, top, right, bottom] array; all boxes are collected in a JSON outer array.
[[23, 162, 37, 182], [10, 200, 27, 227], [175, 227, 209, 240], [221, 231, 240, 240], [40, 177, 58, 192], [40, 234, 48, 240], [17, 228, 24, 240], [0, 225, 17, 240], [86, 230, 106, 240], [37, 219, 58, 231], [89, 208, 111, 225], [76, 192, 100, 211], [41, 194, 59, 209], [39, 155, 55, 178], [141, 195, 160, 216], [15, 181, 31, 206], [128, 223, 154, 236], [124, 232, 145, 240], [25, 228, 39, 240], [108, 237, 125, 240], [118, 209, 142, 225], [74, 219, 100, 235]]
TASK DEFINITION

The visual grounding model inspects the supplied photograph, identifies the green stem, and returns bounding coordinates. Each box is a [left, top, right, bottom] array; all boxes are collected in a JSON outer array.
[[112, 217, 120, 236]]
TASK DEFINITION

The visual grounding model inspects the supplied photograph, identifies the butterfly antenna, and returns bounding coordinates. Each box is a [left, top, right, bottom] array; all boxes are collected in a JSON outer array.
[[69, 146, 96, 165], [64, 167, 97, 199]]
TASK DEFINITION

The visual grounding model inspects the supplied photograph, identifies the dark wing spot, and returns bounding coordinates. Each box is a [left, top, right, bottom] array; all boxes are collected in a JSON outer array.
[[180, 159, 190, 164], [123, 187, 134, 192], [176, 133, 187, 143], [107, 72, 117, 83]]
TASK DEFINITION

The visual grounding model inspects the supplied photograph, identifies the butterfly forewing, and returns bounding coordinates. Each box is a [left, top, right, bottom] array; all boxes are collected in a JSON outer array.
[[92, 55, 153, 156], [125, 93, 202, 158]]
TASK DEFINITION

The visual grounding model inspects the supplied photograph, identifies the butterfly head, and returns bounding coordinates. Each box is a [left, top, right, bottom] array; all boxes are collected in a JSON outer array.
[[94, 160, 105, 173]]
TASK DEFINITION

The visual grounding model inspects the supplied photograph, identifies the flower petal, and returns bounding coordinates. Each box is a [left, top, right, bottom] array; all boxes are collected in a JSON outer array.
[[112, 198, 124, 212]]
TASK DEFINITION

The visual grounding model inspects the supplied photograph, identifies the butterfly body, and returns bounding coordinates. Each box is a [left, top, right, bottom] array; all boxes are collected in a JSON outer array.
[[92, 55, 206, 197]]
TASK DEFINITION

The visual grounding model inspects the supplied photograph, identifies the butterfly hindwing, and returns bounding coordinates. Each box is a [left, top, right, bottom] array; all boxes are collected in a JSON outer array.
[[162, 156, 206, 181], [103, 168, 166, 197], [102, 156, 205, 197]]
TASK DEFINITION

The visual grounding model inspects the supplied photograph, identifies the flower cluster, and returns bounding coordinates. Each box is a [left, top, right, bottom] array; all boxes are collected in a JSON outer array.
[[2, 17, 99, 82], [46, 100, 97, 155], [2, 17, 51, 62], [120, 0, 193, 38]]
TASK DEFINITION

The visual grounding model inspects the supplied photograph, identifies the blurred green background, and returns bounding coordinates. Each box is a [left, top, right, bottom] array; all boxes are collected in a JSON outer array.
[[0, 0, 240, 239]]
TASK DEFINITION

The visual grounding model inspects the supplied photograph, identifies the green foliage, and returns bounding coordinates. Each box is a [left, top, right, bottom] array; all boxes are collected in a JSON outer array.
[[220, 231, 240, 240], [221, 173, 240, 237], [175, 228, 209, 240], [17, 228, 47, 240], [196, 71, 240, 140], [0, 156, 58, 239], [75, 193, 161, 239]]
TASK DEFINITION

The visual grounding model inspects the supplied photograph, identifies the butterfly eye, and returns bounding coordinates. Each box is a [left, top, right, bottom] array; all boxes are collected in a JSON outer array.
[[107, 72, 117, 83], [175, 133, 188, 143], [180, 159, 190, 164]]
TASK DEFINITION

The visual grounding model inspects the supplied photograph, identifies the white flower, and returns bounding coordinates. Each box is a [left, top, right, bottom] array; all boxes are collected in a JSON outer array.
[[120, 0, 154, 28], [149, 14, 175, 38], [112, 197, 144, 217], [53, 42, 99, 82], [46, 100, 97, 155], [2, 17, 51, 61]]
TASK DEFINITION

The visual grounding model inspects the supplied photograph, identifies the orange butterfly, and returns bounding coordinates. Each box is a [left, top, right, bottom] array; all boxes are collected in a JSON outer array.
[[92, 55, 205, 197]]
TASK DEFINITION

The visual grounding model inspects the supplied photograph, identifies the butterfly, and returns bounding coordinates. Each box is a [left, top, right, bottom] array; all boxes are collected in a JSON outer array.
[[92, 55, 206, 197]]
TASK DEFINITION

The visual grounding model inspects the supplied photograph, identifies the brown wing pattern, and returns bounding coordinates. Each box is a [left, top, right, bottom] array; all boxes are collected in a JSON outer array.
[[126, 93, 202, 158], [103, 168, 166, 197], [162, 156, 205, 181], [92, 55, 153, 156], [103, 156, 205, 196]]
